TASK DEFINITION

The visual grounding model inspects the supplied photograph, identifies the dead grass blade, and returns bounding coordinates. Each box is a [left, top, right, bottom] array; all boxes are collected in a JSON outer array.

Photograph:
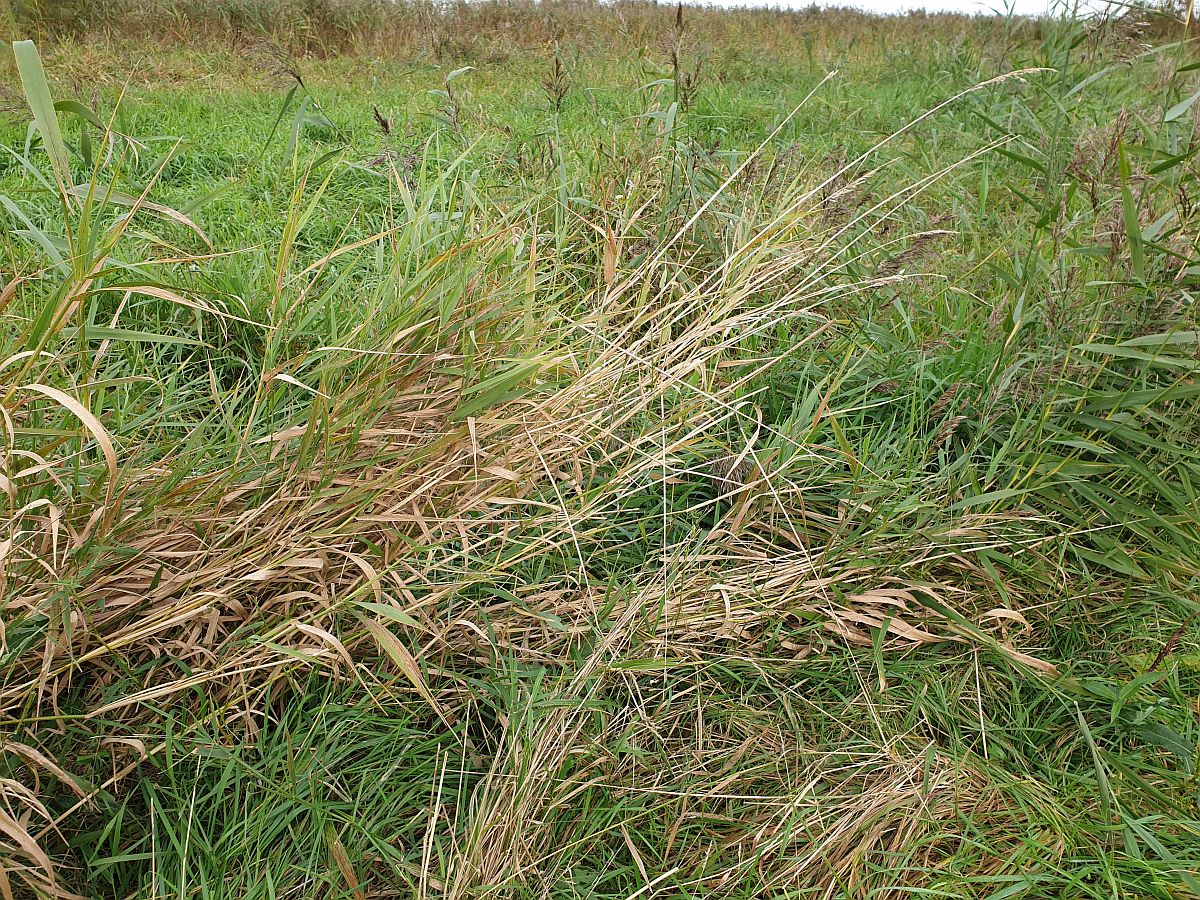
[[20, 384, 118, 504]]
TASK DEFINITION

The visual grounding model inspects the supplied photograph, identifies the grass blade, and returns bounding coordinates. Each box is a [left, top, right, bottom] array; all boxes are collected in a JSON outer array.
[[12, 40, 73, 195]]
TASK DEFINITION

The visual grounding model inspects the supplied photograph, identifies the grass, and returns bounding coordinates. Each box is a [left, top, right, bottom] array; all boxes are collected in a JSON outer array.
[[2, 1, 1200, 897]]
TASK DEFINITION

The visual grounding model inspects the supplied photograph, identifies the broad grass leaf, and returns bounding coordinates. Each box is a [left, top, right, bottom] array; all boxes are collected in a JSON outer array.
[[66, 184, 214, 249], [59, 326, 203, 346], [360, 617, 447, 722], [352, 600, 421, 630], [12, 41, 72, 195], [1165, 86, 1200, 122], [451, 358, 545, 422]]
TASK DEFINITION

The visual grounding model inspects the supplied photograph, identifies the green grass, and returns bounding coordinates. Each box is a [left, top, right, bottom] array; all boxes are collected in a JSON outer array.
[[2, 2, 1200, 898]]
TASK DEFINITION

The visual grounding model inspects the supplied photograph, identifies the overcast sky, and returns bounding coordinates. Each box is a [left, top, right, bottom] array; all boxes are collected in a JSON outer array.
[[696, 0, 1115, 14]]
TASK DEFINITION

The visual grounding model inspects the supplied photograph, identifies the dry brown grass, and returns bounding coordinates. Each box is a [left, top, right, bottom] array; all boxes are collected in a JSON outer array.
[[8, 0, 1016, 67], [0, 210, 1060, 894], [6, 11, 1197, 893]]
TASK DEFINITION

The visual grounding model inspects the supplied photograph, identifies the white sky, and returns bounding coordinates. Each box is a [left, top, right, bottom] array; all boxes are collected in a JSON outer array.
[[696, 0, 1116, 14]]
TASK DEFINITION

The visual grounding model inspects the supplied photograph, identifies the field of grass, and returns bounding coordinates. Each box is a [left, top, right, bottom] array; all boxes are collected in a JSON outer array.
[[2, 1, 1200, 897]]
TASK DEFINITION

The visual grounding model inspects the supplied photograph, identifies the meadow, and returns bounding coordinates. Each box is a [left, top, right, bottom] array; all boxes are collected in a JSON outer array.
[[2, 1, 1200, 897]]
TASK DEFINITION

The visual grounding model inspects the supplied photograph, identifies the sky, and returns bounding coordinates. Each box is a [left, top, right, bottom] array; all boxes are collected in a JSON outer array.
[[695, 0, 1116, 14]]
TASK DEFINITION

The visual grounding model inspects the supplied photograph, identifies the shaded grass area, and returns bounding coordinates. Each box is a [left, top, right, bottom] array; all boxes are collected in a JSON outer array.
[[2, 3, 1200, 898]]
